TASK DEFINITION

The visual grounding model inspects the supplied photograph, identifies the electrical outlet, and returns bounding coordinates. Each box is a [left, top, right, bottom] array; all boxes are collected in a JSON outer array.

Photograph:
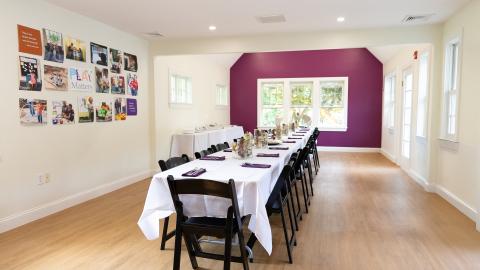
[[38, 174, 45, 185]]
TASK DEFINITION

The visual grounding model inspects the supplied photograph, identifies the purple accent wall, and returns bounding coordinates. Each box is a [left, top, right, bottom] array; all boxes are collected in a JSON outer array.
[[230, 48, 383, 147]]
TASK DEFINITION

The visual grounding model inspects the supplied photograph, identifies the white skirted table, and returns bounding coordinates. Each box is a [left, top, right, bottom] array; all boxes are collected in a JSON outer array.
[[138, 128, 313, 255], [170, 125, 245, 157]]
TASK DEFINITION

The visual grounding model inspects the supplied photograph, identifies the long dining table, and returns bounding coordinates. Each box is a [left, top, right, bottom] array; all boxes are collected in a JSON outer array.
[[137, 128, 314, 255]]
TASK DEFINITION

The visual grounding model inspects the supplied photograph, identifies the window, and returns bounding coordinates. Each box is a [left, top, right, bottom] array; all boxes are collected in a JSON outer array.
[[442, 37, 462, 141], [416, 52, 430, 138], [257, 77, 348, 130], [402, 70, 414, 159], [169, 74, 192, 105], [383, 74, 396, 130], [318, 78, 348, 131], [290, 82, 313, 126], [259, 82, 284, 127], [216, 84, 228, 106]]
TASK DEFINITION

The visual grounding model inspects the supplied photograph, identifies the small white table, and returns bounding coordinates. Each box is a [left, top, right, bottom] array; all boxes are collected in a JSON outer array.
[[170, 126, 245, 157], [138, 128, 313, 255]]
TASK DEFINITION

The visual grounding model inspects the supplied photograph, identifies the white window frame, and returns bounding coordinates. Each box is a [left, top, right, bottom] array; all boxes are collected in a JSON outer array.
[[441, 34, 463, 142], [169, 73, 192, 106], [383, 73, 396, 131], [257, 77, 348, 131], [215, 84, 229, 107], [416, 51, 430, 138]]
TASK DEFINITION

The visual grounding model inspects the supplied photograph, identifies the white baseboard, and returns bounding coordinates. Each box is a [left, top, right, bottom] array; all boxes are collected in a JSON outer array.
[[431, 184, 478, 222], [406, 169, 430, 191], [380, 149, 398, 164], [0, 169, 155, 234], [317, 146, 380, 152]]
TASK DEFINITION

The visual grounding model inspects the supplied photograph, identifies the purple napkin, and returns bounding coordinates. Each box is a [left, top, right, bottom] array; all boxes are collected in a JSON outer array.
[[200, 156, 226, 161], [296, 131, 308, 133], [269, 147, 289, 150], [257, 153, 280, 157], [223, 149, 232, 152], [293, 134, 305, 136], [288, 137, 302, 140], [300, 129, 310, 131], [181, 168, 207, 177], [241, 163, 271, 169], [282, 140, 296, 143]]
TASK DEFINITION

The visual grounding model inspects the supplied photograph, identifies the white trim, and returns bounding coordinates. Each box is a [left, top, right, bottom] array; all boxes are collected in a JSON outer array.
[[432, 184, 477, 222], [317, 146, 380, 152], [406, 169, 430, 191], [0, 170, 155, 233], [380, 148, 397, 164]]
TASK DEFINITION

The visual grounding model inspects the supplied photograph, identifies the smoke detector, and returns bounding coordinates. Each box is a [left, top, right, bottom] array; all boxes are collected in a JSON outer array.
[[256, 14, 286, 24], [402, 14, 434, 23]]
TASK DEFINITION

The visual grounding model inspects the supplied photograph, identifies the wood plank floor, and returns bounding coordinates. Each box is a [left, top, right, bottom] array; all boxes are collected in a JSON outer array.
[[1, 153, 480, 269]]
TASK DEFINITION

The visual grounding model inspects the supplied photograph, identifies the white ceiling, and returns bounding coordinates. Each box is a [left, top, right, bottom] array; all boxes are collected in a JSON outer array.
[[367, 44, 418, 63], [46, 0, 469, 39]]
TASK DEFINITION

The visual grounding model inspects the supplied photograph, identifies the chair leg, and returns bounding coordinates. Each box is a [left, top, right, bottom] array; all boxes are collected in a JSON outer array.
[[298, 171, 309, 214], [306, 158, 314, 197], [287, 183, 299, 231], [237, 228, 250, 270], [224, 226, 233, 270], [183, 233, 199, 269], [279, 196, 293, 264], [293, 180, 303, 222], [286, 195, 297, 245], [160, 216, 170, 250], [173, 224, 182, 270]]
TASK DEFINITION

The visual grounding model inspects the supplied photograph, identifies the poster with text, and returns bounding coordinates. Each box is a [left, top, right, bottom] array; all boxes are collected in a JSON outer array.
[[69, 67, 93, 91], [114, 98, 127, 121], [111, 74, 125, 94], [19, 98, 47, 125], [44, 65, 68, 91], [109, 48, 122, 73], [78, 96, 94, 123], [95, 66, 110, 93], [95, 100, 113, 122], [43, 29, 64, 63], [127, 73, 138, 96], [91, 42, 108, 66], [126, 98, 137, 116], [52, 100, 75, 125], [64, 36, 86, 62], [124, 52, 138, 72], [17, 25, 42, 56], [19, 56, 42, 91]]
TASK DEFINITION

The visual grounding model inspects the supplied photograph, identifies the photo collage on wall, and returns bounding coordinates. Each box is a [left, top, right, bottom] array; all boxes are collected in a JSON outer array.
[[16, 24, 139, 126]]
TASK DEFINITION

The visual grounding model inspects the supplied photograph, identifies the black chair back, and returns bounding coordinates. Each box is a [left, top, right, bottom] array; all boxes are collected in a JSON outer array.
[[216, 142, 228, 151], [210, 145, 218, 152], [158, 154, 190, 171]]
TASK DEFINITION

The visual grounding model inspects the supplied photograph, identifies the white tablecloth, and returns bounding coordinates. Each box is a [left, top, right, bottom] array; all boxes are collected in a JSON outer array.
[[170, 126, 245, 157], [139, 129, 313, 255]]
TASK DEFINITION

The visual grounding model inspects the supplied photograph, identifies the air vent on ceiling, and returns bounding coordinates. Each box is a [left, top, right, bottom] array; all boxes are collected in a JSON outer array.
[[256, 14, 286, 24], [402, 14, 434, 23], [143, 31, 164, 38]]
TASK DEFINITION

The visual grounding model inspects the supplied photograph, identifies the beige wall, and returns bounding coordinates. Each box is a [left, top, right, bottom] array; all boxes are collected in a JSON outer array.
[[0, 1, 153, 231], [153, 55, 231, 161]]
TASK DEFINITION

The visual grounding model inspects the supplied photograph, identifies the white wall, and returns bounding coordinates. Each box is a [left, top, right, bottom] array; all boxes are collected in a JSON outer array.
[[0, 1, 153, 232], [153, 55, 231, 161], [432, 0, 480, 223], [382, 44, 432, 185]]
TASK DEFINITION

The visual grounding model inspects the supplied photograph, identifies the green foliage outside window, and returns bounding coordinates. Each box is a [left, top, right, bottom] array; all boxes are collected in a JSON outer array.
[[320, 82, 344, 107]]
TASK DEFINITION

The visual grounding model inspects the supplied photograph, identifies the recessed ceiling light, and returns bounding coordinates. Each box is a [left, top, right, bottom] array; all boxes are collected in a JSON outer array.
[[209, 25, 217, 31], [337, 17, 345, 23]]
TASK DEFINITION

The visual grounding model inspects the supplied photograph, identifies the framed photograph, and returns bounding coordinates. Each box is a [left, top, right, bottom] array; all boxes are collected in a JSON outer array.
[[127, 73, 138, 96], [52, 100, 75, 125], [124, 52, 138, 72], [114, 98, 127, 121], [95, 100, 113, 122], [19, 98, 47, 125], [43, 29, 64, 63], [95, 67, 110, 93], [78, 96, 94, 123], [109, 48, 123, 73], [69, 67, 93, 91], [111, 74, 125, 94], [44, 65, 68, 91], [64, 36, 86, 62], [91, 42, 108, 66], [19, 56, 42, 91]]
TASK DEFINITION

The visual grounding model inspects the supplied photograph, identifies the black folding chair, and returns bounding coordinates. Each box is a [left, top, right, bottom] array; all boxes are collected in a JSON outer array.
[[167, 177, 250, 270], [157, 154, 190, 250], [210, 145, 218, 152]]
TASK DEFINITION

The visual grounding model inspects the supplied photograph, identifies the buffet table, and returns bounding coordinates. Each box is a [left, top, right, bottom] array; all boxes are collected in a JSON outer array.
[[138, 128, 313, 255], [169, 125, 244, 157]]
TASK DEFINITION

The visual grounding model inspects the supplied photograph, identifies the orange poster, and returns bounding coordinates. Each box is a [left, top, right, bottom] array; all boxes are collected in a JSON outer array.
[[17, 24, 42, 56]]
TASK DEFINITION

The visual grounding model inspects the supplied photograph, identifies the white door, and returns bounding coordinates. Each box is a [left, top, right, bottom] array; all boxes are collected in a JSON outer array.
[[400, 68, 414, 169]]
